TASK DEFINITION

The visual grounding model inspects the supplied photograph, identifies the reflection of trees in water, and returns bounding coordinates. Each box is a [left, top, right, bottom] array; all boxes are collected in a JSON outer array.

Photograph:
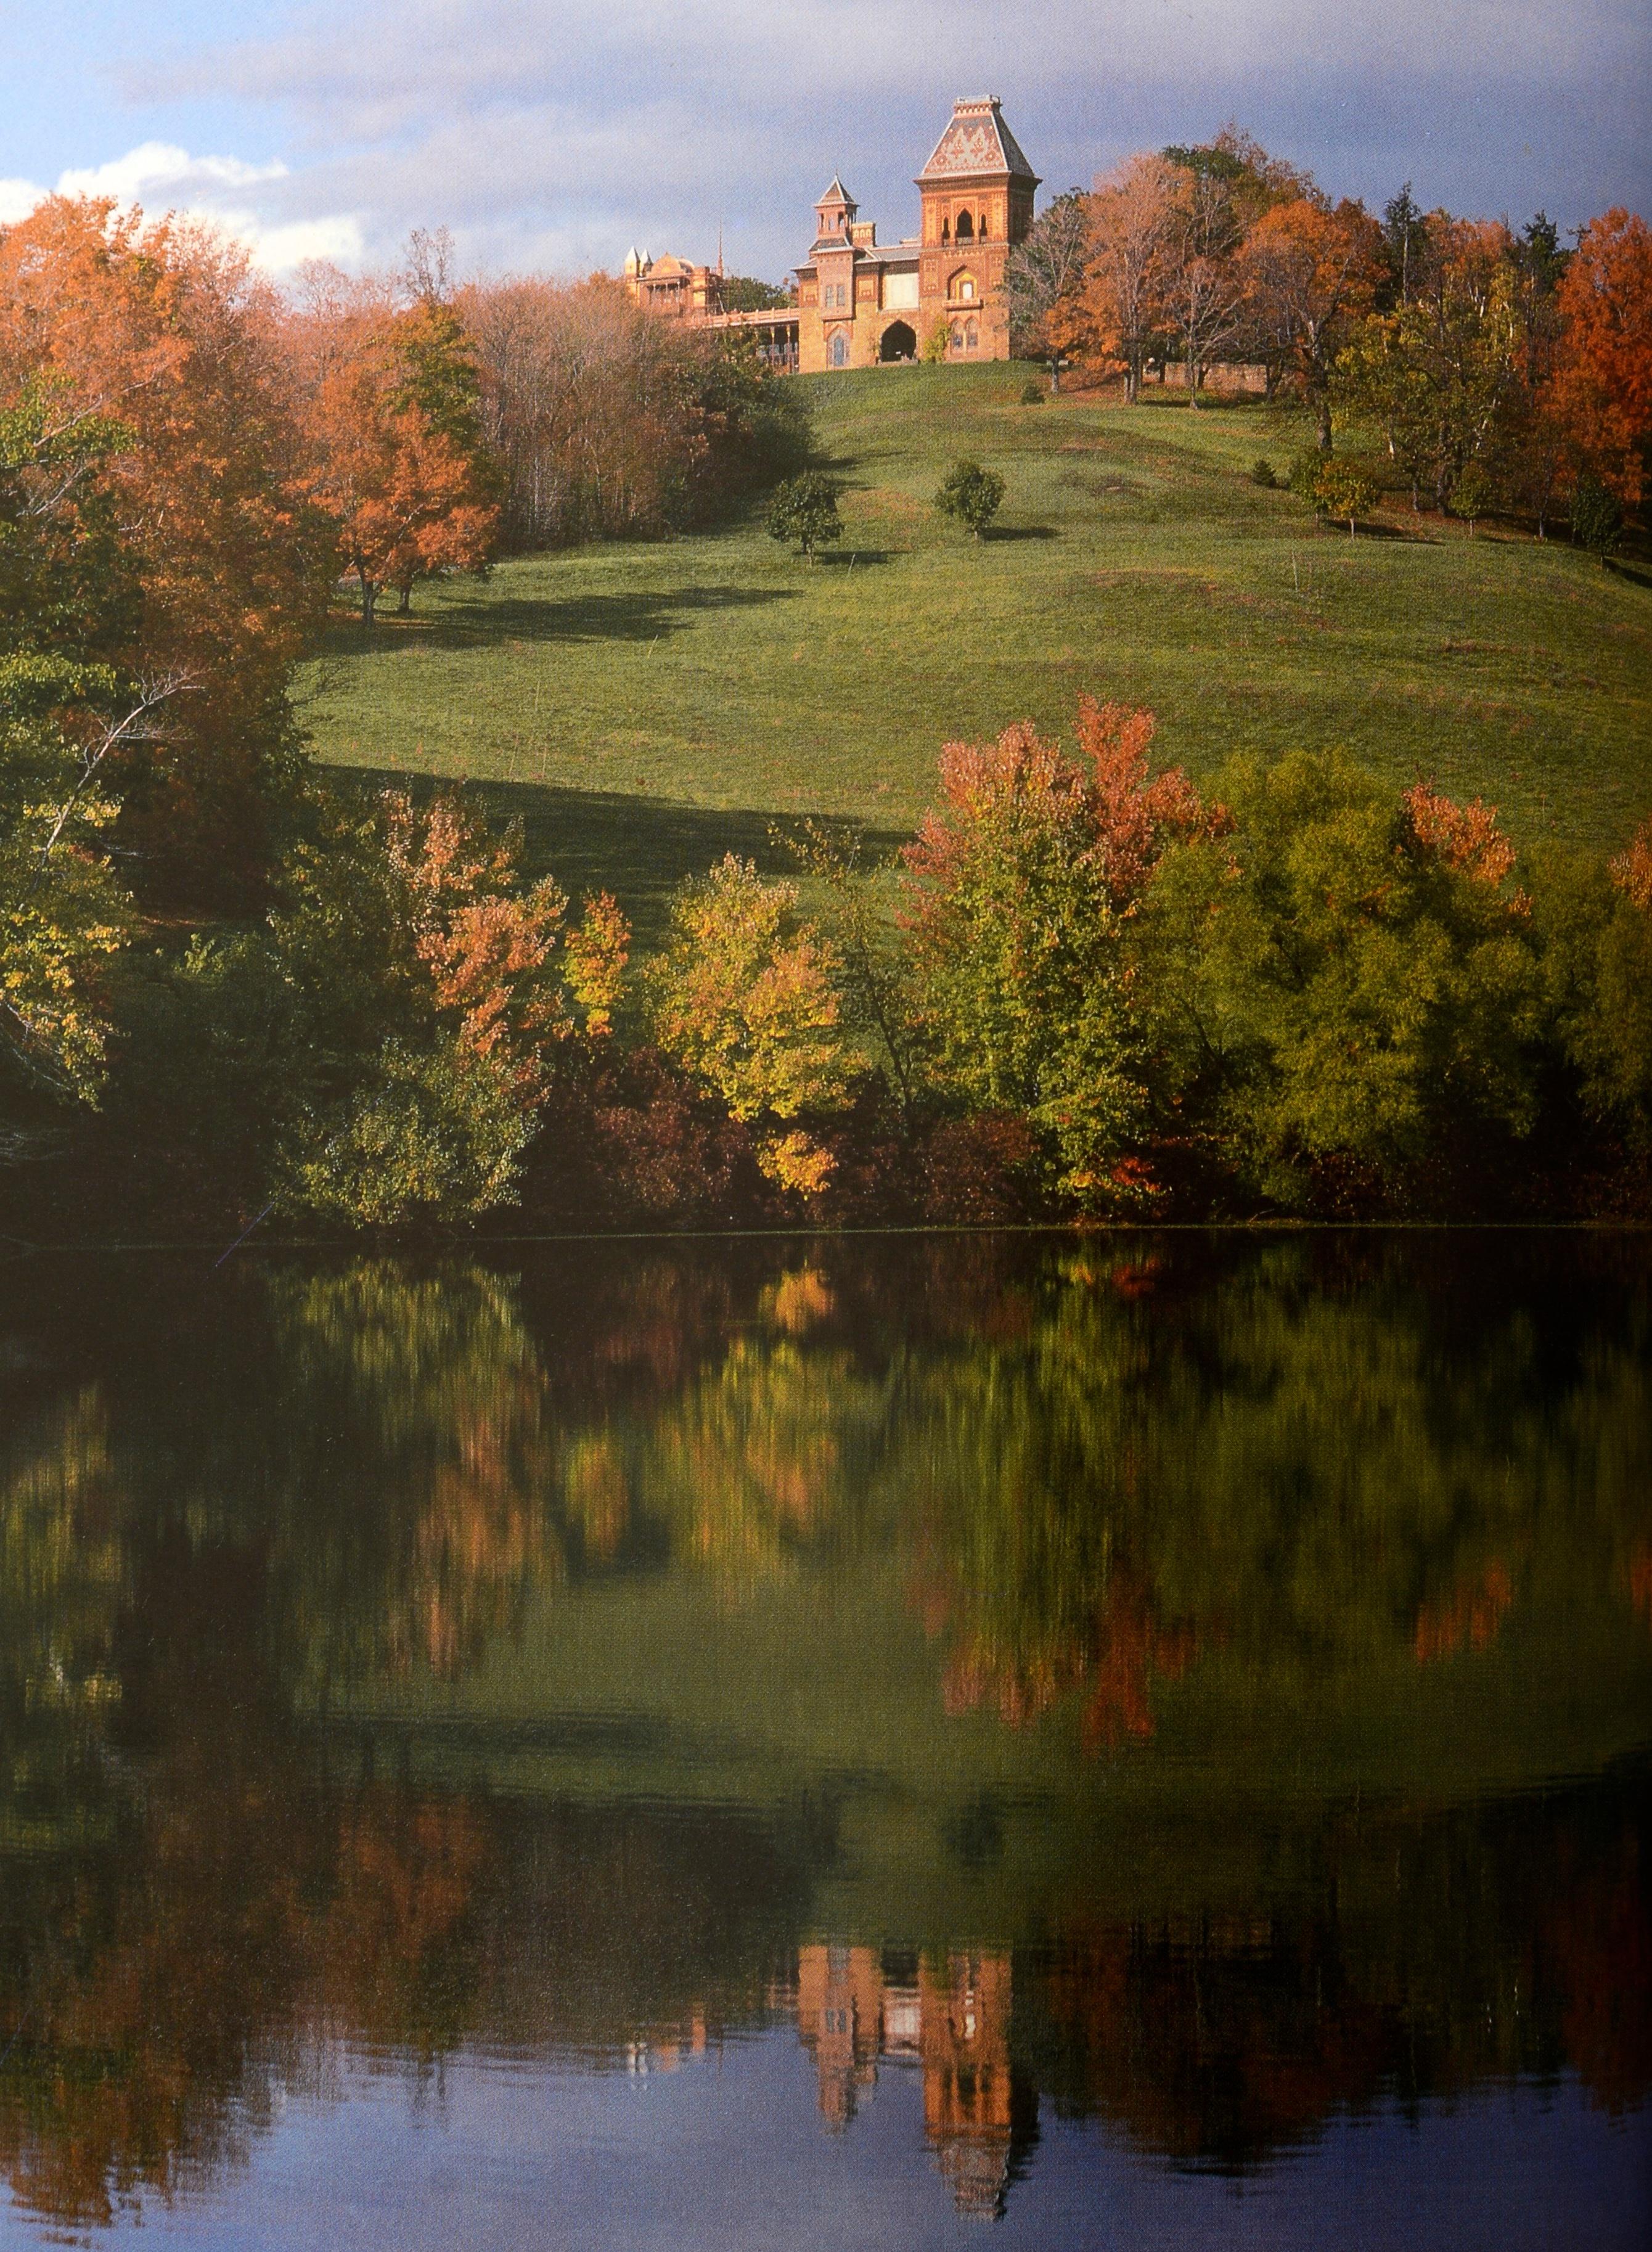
[[19, 1237, 1646, 1722], [1022, 1764, 1652, 2169], [0, 1237, 1648, 2223], [0, 1764, 820, 2231]]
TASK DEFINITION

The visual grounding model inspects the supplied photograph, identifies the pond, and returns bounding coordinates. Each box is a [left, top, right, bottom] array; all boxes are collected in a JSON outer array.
[[0, 1232, 1648, 2248]]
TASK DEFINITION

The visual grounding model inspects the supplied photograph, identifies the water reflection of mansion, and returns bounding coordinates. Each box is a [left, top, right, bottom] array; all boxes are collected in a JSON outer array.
[[776, 1944, 1032, 2221]]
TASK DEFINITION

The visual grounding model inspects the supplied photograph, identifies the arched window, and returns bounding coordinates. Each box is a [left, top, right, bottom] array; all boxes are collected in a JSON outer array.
[[965, 319, 979, 351], [955, 210, 973, 242], [978, 211, 989, 240], [947, 269, 976, 304], [940, 218, 950, 244], [828, 330, 850, 368], [951, 324, 963, 351]]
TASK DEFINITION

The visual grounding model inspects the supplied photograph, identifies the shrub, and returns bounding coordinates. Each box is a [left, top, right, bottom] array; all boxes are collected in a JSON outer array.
[[934, 459, 1006, 539], [1250, 458, 1278, 488], [766, 472, 843, 562], [1020, 381, 1045, 405]]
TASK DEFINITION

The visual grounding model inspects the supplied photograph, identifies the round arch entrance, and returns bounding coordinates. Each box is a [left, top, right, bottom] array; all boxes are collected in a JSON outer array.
[[879, 321, 917, 363]]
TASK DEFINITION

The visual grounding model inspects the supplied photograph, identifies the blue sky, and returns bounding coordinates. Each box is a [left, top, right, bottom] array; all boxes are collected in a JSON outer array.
[[2, 1, 1648, 280]]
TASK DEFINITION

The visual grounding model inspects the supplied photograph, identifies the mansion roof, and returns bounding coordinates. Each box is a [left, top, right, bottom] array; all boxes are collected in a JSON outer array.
[[917, 96, 1038, 184], [798, 239, 920, 277]]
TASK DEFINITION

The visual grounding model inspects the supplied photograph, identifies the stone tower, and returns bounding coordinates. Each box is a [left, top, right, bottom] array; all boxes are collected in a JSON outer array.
[[915, 97, 1040, 361]]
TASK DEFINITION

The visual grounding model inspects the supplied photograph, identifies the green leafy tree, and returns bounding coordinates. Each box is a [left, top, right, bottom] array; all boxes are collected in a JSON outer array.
[[1137, 752, 1545, 1210], [934, 459, 1006, 539], [899, 702, 1216, 1208], [0, 381, 162, 1120], [1332, 220, 1523, 515], [1380, 184, 1430, 307], [1529, 821, 1652, 1150], [1569, 472, 1624, 563], [765, 472, 841, 562], [719, 276, 793, 313]]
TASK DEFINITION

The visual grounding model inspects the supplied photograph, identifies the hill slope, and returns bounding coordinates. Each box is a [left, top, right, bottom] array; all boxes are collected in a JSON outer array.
[[298, 362, 1652, 930]]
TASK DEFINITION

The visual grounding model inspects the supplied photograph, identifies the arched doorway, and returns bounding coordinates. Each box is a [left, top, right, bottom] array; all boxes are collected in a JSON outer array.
[[879, 321, 917, 362], [828, 330, 851, 369]]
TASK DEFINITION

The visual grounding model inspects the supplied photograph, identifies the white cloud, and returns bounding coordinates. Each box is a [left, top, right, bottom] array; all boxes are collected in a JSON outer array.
[[55, 140, 288, 200], [0, 140, 361, 277], [229, 211, 366, 270], [0, 175, 47, 224]]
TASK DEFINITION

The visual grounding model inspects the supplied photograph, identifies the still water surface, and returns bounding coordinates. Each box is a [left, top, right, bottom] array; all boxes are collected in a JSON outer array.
[[0, 1233, 1648, 2247]]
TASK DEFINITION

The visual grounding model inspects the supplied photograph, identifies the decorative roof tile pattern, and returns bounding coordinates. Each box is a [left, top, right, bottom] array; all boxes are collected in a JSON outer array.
[[917, 97, 1039, 184]]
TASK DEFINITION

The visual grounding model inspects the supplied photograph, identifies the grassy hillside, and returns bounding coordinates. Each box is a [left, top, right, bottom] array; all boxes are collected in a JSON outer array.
[[298, 362, 1652, 934]]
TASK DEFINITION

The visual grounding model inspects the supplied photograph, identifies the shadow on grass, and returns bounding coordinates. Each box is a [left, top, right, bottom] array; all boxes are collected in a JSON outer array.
[[814, 547, 894, 567], [322, 583, 799, 658], [325, 769, 909, 951], [986, 525, 1058, 542]]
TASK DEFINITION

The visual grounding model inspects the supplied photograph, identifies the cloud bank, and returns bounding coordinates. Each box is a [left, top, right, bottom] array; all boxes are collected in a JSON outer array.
[[14, 1, 1651, 280]]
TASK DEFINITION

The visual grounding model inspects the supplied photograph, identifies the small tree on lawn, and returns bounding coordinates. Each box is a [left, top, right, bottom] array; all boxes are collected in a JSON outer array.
[[1571, 472, 1624, 565], [1314, 457, 1382, 538], [1446, 462, 1494, 537], [766, 473, 842, 562], [936, 460, 1006, 540]]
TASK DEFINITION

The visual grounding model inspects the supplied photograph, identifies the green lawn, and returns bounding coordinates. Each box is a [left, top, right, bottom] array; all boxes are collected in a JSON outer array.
[[298, 362, 1652, 936]]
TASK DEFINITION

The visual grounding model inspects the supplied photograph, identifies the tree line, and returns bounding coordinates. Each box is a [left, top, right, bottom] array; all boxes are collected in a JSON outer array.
[[1005, 130, 1651, 542]]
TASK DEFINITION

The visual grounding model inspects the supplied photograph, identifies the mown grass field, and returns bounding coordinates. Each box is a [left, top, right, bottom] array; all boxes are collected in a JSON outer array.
[[298, 362, 1652, 938]]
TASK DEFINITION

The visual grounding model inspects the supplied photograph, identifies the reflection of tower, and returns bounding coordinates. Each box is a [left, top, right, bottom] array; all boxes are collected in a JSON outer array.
[[788, 1942, 1037, 2218], [921, 1951, 1018, 2221], [795, 1944, 885, 2128]]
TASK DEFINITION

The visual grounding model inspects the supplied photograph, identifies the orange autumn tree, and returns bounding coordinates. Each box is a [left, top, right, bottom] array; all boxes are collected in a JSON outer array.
[[285, 271, 499, 624], [1238, 197, 1384, 443], [0, 196, 329, 896], [1551, 207, 1652, 505]]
